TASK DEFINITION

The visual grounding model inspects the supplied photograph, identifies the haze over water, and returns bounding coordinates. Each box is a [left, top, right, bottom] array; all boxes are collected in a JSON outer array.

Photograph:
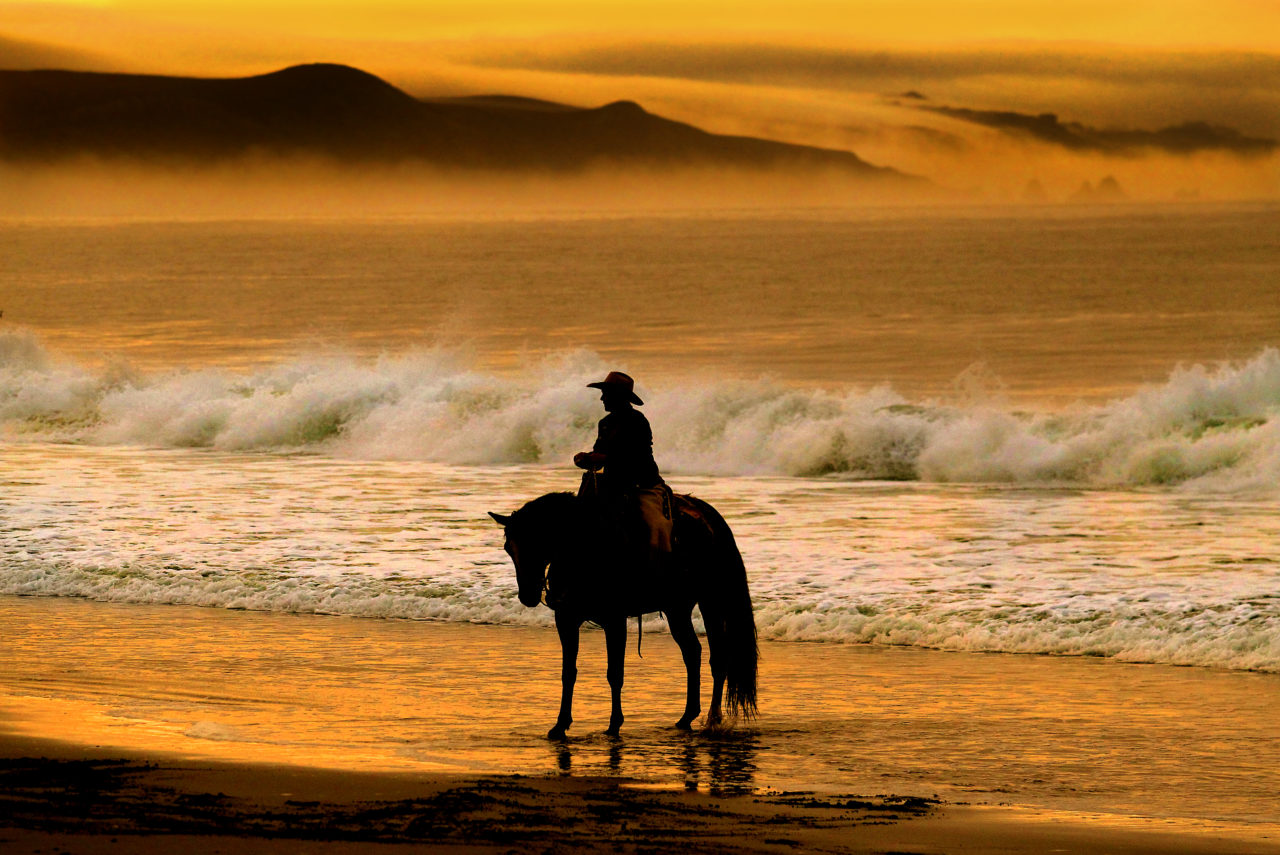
[[5, 203, 1278, 400]]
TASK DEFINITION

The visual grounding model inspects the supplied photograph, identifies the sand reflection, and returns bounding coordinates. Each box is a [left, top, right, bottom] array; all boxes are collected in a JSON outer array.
[[550, 730, 761, 795]]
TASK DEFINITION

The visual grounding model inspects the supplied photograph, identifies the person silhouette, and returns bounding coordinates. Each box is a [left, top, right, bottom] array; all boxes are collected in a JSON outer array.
[[573, 371, 673, 574]]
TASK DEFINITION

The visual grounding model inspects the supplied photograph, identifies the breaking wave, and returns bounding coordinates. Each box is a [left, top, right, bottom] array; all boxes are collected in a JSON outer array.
[[2, 327, 1279, 489]]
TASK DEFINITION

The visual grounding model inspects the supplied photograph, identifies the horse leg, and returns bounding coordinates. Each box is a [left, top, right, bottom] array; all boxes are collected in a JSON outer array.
[[703, 608, 726, 728], [667, 607, 702, 730], [604, 616, 627, 736], [549, 612, 581, 740]]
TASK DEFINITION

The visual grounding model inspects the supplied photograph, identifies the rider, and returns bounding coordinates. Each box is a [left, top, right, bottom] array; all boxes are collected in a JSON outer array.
[[573, 371, 673, 573]]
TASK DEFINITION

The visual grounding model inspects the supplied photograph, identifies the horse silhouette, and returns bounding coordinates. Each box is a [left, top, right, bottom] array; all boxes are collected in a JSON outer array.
[[489, 488, 757, 739]]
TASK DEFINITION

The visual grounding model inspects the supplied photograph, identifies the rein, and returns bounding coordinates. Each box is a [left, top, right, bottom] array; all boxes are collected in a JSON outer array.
[[539, 560, 552, 607]]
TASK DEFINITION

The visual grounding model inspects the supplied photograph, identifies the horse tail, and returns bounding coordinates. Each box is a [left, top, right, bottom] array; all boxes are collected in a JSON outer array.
[[691, 498, 759, 719]]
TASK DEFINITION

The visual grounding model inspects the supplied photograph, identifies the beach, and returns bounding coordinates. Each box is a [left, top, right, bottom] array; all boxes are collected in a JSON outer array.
[[2, 595, 1276, 853]]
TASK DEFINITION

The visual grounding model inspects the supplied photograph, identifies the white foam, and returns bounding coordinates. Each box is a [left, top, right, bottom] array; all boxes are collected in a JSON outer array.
[[751, 598, 1280, 672], [3, 558, 1275, 673], [0, 561, 553, 627], [184, 721, 248, 742], [5, 329, 1277, 489]]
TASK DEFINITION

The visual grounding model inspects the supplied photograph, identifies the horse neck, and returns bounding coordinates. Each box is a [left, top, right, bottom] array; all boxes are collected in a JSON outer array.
[[522, 493, 581, 557]]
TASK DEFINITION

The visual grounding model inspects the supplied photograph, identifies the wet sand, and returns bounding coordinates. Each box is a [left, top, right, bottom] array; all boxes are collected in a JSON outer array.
[[3, 732, 1275, 855], [1, 596, 1277, 853]]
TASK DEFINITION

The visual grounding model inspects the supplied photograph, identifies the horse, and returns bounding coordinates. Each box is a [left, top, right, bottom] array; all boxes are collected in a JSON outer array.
[[488, 488, 758, 740]]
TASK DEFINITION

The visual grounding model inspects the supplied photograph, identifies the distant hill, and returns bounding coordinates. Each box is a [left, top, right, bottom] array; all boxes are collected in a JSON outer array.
[[0, 63, 916, 183]]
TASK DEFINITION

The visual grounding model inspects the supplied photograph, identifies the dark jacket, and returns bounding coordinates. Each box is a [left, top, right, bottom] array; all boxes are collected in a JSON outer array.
[[592, 406, 662, 490]]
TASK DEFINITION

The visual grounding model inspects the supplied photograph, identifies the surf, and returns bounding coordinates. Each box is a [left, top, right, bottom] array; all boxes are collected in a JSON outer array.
[[3, 328, 1278, 490]]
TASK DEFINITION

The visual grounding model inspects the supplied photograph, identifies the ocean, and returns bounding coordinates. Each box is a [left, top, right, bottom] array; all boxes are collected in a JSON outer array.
[[2, 201, 1279, 676]]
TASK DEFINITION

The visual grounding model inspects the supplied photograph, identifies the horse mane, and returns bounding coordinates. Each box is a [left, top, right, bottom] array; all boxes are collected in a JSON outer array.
[[514, 491, 576, 519], [510, 491, 579, 539]]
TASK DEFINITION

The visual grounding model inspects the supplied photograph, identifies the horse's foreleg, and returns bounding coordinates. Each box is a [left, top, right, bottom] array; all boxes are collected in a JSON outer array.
[[667, 608, 702, 730], [550, 612, 581, 740], [604, 617, 627, 736]]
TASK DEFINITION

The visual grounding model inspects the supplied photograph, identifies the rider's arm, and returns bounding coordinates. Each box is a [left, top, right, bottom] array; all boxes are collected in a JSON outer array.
[[575, 416, 612, 469], [574, 451, 606, 469]]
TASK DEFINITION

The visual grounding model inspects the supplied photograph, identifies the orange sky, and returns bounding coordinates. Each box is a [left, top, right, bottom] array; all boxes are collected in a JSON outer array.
[[3, 1, 1278, 200], [9, 1, 1280, 46]]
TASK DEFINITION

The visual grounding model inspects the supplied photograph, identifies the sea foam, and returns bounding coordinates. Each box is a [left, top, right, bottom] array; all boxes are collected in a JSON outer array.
[[2, 328, 1279, 489], [3, 559, 1275, 673]]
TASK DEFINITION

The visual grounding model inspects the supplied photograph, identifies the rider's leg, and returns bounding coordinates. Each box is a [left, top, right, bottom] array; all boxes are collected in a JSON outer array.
[[637, 485, 674, 575]]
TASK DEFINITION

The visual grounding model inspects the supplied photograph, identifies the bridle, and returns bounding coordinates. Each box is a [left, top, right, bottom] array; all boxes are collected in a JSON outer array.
[[510, 531, 554, 608]]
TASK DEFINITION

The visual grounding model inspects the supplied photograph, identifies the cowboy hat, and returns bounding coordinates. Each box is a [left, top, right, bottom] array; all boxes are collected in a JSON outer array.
[[587, 371, 643, 405]]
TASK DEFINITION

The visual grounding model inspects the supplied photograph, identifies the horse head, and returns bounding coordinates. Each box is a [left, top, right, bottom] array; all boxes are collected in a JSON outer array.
[[489, 507, 552, 608]]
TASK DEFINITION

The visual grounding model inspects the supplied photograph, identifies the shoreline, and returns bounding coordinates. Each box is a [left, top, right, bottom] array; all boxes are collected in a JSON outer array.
[[5, 731, 1279, 855], [2, 732, 1275, 854], [2, 595, 1278, 852]]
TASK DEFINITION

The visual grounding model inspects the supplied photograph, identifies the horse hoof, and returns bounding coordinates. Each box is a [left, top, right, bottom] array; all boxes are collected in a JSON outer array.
[[547, 726, 568, 741], [675, 719, 693, 731]]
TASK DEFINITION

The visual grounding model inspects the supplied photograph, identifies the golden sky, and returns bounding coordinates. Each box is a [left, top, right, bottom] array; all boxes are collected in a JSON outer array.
[[9, 0, 1280, 46], [3, 1, 1278, 199]]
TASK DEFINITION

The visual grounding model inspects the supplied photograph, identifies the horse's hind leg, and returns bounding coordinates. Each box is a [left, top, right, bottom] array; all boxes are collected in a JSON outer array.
[[667, 607, 702, 730], [604, 617, 627, 736], [703, 607, 726, 728], [549, 612, 581, 740]]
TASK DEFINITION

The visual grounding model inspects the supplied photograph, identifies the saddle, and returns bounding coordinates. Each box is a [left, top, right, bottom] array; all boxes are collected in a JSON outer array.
[[545, 485, 716, 616], [671, 493, 716, 549], [578, 472, 709, 549]]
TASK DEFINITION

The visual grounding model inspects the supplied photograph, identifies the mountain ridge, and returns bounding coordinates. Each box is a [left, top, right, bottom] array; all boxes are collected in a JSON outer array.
[[0, 63, 917, 183]]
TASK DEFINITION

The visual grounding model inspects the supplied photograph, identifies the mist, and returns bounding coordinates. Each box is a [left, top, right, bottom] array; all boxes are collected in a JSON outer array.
[[5, 145, 1276, 224], [4, 13, 1279, 206], [838, 120, 1280, 203], [0, 158, 948, 221]]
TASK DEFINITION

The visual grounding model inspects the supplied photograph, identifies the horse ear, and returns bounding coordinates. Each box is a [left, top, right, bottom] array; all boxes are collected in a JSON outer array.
[[488, 511, 512, 526]]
